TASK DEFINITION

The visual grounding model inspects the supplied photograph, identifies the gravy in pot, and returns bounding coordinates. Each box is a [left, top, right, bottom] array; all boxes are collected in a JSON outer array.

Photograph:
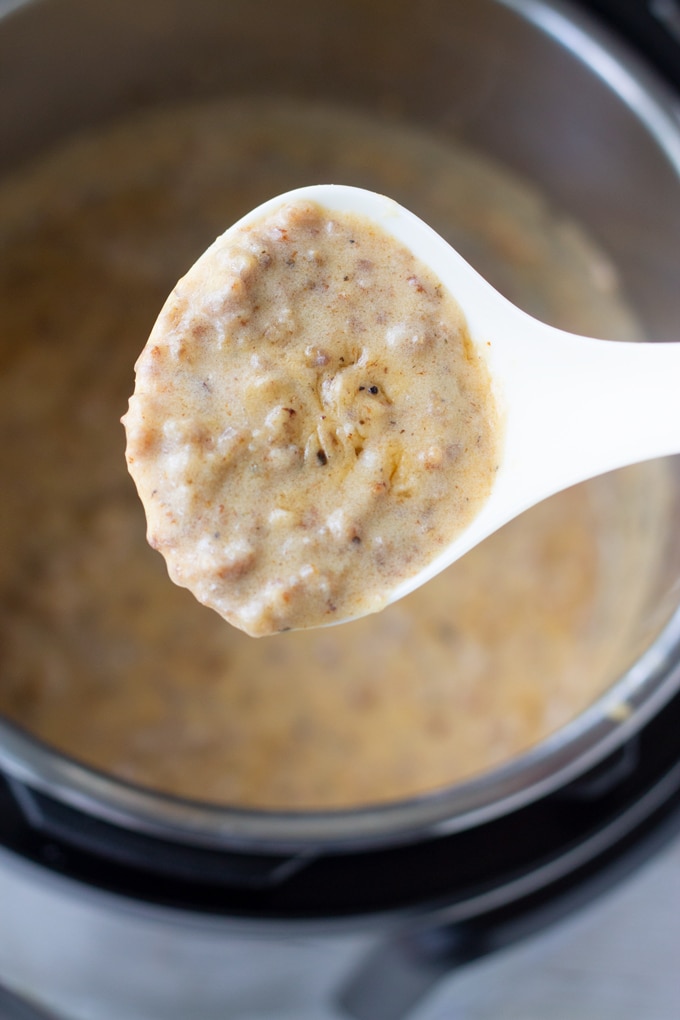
[[0, 98, 670, 808]]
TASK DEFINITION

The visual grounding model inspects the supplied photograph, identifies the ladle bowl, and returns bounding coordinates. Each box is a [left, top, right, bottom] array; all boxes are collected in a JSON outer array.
[[226, 183, 680, 618]]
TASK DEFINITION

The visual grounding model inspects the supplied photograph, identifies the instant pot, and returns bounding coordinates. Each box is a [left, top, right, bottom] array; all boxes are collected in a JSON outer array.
[[1, 1, 680, 1018]]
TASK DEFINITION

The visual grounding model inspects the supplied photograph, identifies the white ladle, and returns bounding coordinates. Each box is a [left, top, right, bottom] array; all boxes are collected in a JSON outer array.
[[230, 184, 680, 615]]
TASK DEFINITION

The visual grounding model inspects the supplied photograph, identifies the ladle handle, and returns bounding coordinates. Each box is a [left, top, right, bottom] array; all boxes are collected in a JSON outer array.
[[495, 321, 680, 514]]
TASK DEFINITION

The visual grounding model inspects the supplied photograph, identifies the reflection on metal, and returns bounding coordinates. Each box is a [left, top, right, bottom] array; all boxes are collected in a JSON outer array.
[[0, 984, 58, 1020], [651, 0, 680, 44], [501, 0, 680, 139]]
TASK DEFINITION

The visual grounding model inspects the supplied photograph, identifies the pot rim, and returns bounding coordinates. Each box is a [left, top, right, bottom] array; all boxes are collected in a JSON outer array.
[[1, 0, 680, 854]]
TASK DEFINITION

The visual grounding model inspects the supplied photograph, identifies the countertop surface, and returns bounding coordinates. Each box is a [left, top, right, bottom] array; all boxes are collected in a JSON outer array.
[[0, 832, 679, 1020], [409, 834, 680, 1020]]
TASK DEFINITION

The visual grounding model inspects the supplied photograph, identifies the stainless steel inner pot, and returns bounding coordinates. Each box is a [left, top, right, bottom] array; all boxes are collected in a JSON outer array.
[[1, 0, 679, 852]]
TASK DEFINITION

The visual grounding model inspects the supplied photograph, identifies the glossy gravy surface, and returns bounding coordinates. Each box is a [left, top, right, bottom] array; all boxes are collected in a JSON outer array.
[[124, 199, 499, 635]]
